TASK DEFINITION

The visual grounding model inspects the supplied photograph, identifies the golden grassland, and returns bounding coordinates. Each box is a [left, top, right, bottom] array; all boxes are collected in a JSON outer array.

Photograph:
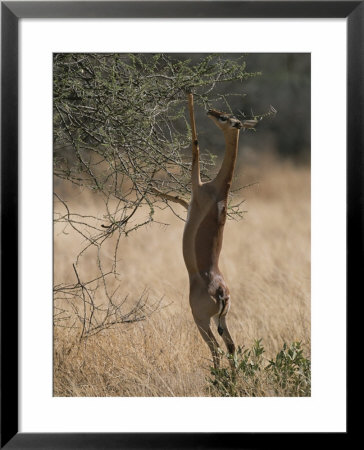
[[53, 160, 310, 397]]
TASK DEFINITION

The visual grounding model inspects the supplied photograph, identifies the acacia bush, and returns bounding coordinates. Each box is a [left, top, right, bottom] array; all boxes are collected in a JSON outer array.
[[54, 53, 260, 224], [53, 53, 268, 329]]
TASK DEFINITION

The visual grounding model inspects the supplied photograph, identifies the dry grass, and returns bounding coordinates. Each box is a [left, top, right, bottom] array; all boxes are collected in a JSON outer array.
[[53, 159, 310, 397]]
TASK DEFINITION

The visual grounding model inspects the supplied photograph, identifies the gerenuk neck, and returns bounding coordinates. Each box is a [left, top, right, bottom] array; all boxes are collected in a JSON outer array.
[[213, 129, 240, 194]]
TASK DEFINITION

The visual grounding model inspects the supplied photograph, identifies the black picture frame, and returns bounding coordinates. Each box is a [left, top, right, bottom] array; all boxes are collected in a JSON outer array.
[[1, 1, 359, 448]]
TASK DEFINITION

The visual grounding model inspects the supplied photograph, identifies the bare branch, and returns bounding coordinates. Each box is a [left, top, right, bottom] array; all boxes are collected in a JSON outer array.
[[150, 187, 189, 209]]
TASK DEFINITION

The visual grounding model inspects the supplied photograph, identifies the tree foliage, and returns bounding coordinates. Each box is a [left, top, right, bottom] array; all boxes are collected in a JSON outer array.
[[54, 53, 259, 225]]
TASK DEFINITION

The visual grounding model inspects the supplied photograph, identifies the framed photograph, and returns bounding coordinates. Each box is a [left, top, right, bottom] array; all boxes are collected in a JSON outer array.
[[1, 1, 358, 448]]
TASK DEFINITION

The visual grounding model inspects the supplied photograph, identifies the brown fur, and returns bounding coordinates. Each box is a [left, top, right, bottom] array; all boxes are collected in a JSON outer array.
[[182, 94, 241, 368]]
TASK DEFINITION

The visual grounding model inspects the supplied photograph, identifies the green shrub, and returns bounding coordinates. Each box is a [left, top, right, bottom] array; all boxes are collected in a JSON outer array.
[[266, 341, 311, 396], [206, 339, 310, 397]]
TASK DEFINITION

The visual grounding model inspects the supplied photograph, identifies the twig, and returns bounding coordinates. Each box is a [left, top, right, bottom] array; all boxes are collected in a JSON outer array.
[[150, 187, 189, 209]]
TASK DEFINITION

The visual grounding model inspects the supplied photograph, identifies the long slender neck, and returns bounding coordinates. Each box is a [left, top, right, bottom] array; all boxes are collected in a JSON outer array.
[[214, 129, 240, 190]]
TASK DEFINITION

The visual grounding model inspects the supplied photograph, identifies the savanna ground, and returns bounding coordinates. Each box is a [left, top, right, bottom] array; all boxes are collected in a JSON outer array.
[[53, 158, 310, 397]]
